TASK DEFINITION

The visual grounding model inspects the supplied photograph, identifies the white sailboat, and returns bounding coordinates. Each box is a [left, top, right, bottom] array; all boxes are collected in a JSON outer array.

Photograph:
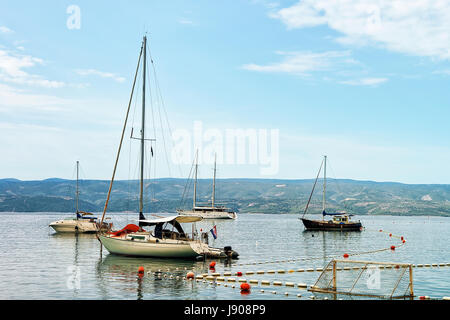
[[98, 36, 238, 259], [177, 152, 237, 219], [49, 161, 109, 233]]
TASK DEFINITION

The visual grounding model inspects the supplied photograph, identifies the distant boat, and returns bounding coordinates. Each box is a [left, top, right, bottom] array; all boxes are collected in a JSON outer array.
[[177, 152, 237, 220], [97, 35, 238, 259], [300, 156, 362, 231], [49, 161, 110, 233]]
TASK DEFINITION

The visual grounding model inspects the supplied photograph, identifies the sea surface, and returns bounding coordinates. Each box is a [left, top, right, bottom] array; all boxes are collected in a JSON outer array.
[[0, 212, 449, 300]]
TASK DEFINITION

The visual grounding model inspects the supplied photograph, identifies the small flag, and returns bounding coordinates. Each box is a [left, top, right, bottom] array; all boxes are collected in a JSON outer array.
[[150, 147, 154, 157], [210, 225, 217, 240]]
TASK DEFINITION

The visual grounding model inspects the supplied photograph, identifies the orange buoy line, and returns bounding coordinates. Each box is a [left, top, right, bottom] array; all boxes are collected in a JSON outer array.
[[140, 265, 450, 300], [233, 228, 407, 268]]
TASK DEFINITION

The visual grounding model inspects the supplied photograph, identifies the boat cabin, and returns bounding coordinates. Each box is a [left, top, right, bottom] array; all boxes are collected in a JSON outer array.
[[137, 215, 203, 241], [331, 215, 349, 223]]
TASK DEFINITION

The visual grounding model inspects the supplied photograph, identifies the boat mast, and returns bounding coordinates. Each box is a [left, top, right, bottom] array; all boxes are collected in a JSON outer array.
[[301, 158, 324, 219], [76, 160, 79, 214], [139, 35, 147, 215], [193, 150, 198, 208], [212, 153, 216, 208], [323, 155, 327, 220], [99, 38, 143, 228]]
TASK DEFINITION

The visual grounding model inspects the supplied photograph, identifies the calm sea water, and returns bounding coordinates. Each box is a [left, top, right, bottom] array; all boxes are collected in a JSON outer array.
[[0, 212, 449, 300]]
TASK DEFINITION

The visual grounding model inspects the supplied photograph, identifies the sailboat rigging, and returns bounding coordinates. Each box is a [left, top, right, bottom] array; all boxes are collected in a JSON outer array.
[[300, 156, 363, 231], [49, 161, 110, 233], [177, 152, 237, 219], [97, 35, 238, 259]]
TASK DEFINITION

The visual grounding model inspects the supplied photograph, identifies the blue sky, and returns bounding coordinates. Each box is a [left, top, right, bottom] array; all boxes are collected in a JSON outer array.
[[0, 0, 449, 183]]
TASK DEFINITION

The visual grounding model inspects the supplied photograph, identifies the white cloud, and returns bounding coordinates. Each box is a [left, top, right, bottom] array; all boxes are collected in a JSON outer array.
[[251, 0, 280, 10], [0, 26, 13, 34], [339, 77, 388, 86], [433, 69, 450, 76], [0, 49, 65, 88], [0, 84, 69, 111], [271, 0, 450, 60], [242, 50, 353, 75], [178, 19, 194, 25], [76, 68, 125, 83]]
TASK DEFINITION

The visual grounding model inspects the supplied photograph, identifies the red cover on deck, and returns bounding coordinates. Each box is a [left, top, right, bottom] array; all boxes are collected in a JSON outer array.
[[109, 224, 141, 236]]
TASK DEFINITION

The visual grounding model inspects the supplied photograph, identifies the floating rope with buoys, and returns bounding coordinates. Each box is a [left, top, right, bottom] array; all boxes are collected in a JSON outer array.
[[133, 229, 449, 300], [232, 228, 407, 268], [140, 260, 450, 300]]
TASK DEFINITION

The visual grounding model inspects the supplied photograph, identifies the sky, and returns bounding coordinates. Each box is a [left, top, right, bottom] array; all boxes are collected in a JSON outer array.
[[0, 0, 449, 184]]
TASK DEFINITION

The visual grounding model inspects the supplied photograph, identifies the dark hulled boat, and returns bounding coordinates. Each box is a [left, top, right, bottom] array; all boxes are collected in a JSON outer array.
[[301, 212, 362, 231], [299, 156, 363, 231]]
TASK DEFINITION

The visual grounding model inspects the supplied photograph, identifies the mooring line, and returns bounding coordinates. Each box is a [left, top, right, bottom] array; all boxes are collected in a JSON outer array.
[[231, 228, 407, 268], [143, 265, 450, 300]]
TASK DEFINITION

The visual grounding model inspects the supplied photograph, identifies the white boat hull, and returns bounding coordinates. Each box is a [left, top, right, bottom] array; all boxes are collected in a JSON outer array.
[[176, 209, 237, 220], [98, 234, 206, 258], [49, 219, 98, 233]]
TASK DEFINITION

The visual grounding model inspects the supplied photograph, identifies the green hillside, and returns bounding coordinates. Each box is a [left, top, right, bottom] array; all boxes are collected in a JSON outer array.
[[0, 178, 449, 216]]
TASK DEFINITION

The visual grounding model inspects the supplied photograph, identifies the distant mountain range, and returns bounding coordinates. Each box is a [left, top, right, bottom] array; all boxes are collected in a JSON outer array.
[[0, 178, 449, 216]]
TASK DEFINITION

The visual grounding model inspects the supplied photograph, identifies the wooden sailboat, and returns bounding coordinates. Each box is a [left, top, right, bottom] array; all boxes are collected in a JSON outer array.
[[300, 156, 362, 231], [49, 161, 110, 233], [177, 152, 237, 219], [97, 36, 238, 259]]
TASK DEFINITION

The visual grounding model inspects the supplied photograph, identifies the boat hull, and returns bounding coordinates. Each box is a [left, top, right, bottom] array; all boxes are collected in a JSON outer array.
[[176, 209, 237, 220], [98, 234, 201, 258], [301, 218, 362, 231], [49, 219, 98, 233]]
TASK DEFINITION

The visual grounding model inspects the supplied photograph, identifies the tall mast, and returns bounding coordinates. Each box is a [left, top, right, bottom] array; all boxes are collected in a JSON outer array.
[[76, 160, 79, 213], [193, 150, 198, 208], [323, 155, 327, 219], [212, 153, 216, 208], [99, 38, 143, 228], [139, 35, 147, 214]]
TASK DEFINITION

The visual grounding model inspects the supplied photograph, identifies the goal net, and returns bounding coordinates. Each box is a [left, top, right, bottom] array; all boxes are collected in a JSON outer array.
[[310, 259, 414, 299]]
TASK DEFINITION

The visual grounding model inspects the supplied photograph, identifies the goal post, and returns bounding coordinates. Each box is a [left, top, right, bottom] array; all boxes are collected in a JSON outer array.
[[310, 259, 414, 299]]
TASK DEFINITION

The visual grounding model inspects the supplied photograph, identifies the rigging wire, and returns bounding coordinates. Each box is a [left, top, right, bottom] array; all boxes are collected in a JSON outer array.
[[179, 154, 197, 208], [145, 43, 171, 179], [127, 63, 142, 214], [147, 43, 184, 179], [302, 159, 324, 218], [326, 158, 355, 214]]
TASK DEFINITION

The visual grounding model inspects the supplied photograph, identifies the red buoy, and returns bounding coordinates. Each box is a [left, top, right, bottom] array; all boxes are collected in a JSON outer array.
[[209, 261, 216, 269], [240, 283, 251, 293], [343, 253, 349, 258], [401, 236, 404, 241], [389, 233, 392, 237], [186, 272, 195, 279], [138, 266, 144, 274], [391, 245, 396, 250], [236, 271, 243, 276], [379, 230, 383, 232]]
